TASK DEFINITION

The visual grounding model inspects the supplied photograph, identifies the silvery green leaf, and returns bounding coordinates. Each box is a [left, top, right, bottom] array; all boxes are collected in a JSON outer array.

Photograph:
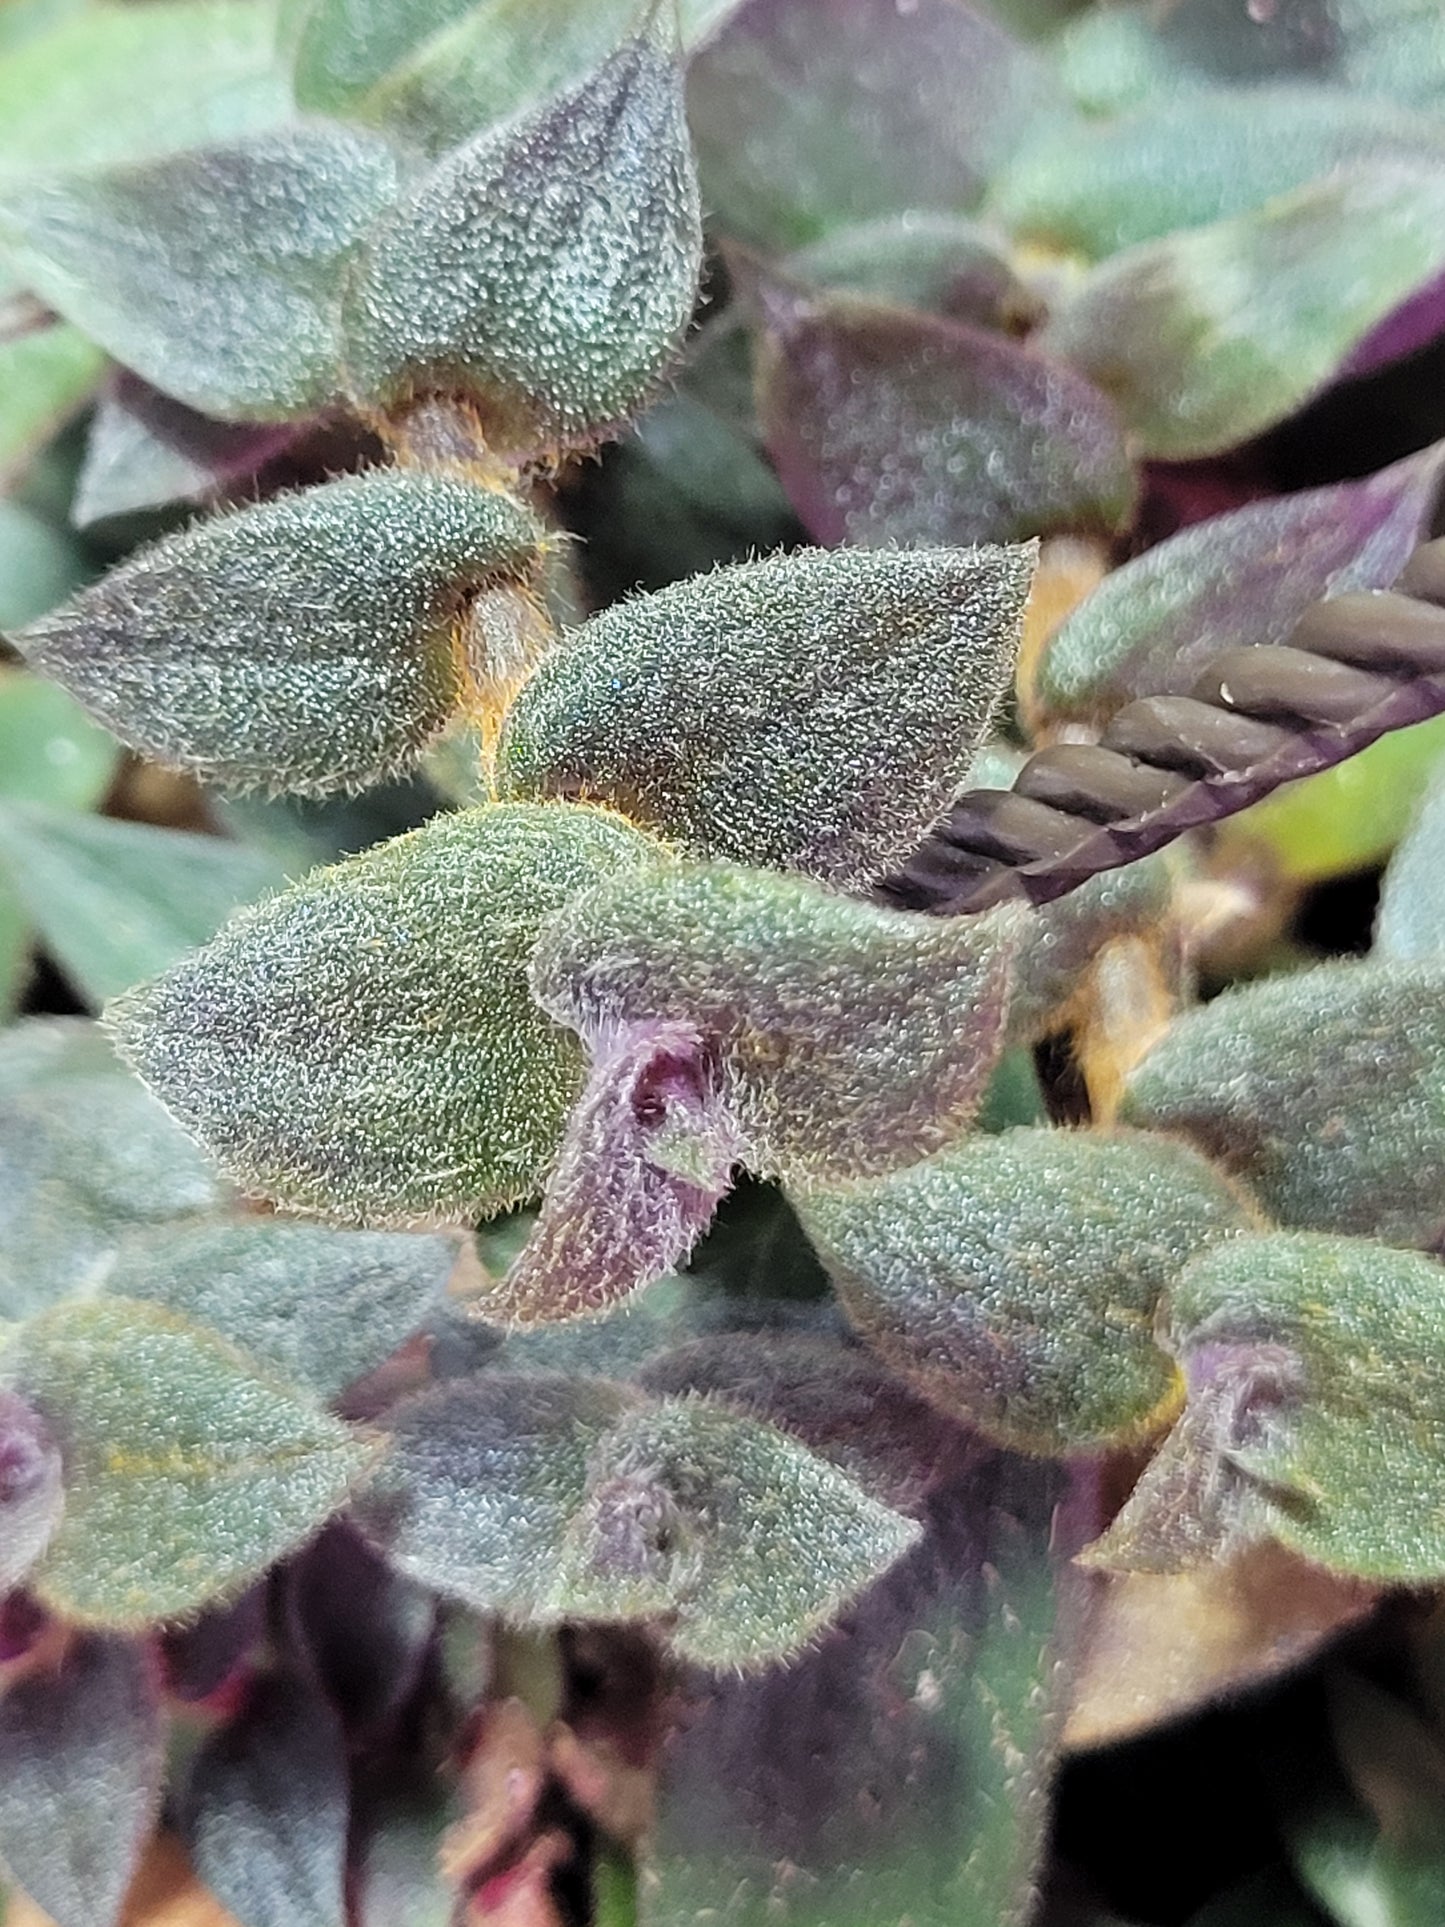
[[793, 1126, 1253, 1455], [14, 470, 546, 795], [343, 4, 702, 460], [1375, 755, 1445, 961], [531, 857, 1021, 1185], [103, 1219, 460, 1401], [0, 1634, 164, 1927], [0, 323, 105, 492], [502, 543, 1032, 889], [0, 503, 89, 630], [110, 803, 663, 1225], [0, 1388, 63, 1589], [5, 1296, 376, 1625], [1121, 959, 1445, 1249], [0, 125, 400, 421]]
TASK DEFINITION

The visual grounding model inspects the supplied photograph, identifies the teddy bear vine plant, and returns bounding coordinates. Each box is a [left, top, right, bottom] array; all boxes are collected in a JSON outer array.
[[4, 1, 1445, 1925]]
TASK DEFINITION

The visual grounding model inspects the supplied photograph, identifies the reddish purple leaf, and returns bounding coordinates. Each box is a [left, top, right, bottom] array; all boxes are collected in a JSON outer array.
[[0, 1388, 63, 1591], [1037, 438, 1445, 725], [0, 1633, 165, 1927], [686, 0, 1063, 251], [485, 1021, 743, 1326], [757, 280, 1137, 548], [638, 1334, 1102, 1927]]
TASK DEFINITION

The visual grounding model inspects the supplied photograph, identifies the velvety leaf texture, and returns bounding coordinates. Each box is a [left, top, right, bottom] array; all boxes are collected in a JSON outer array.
[[686, 0, 1062, 250], [356, 1373, 916, 1666], [12, 469, 546, 796], [184, 1670, 350, 1927], [1041, 161, 1445, 459], [1375, 759, 1445, 961], [1095, 1233, 1445, 1583], [756, 284, 1137, 548], [102, 1220, 460, 1401], [0, 1387, 63, 1588], [784, 214, 1036, 331], [0, 1633, 164, 1927], [793, 1127, 1253, 1455], [1121, 959, 1445, 1250], [990, 86, 1445, 258], [1036, 440, 1445, 725], [0, 125, 400, 420], [640, 1335, 1093, 1927], [343, 5, 702, 460], [0, 1061, 227, 1323], [0, 805, 287, 1005], [4, 1297, 375, 1625], [531, 858, 1021, 1184], [501, 542, 1033, 888], [110, 803, 662, 1225]]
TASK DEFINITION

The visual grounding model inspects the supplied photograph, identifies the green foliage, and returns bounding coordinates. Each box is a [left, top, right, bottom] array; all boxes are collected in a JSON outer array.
[[532, 857, 1020, 1183], [14, 471, 546, 794], [357, 1372, 918, 1668], [501, 542, 1033, 887], [793, 1126, 1253, 1454], [1375, 751, 1445, 959], [1041, 161, 1445, 458], [111, 803, 662, 1223], [3, 1296, 375, 1624], [0, 1635, 164, 1927], [1122, 960, 1445, 1248], [0, 1389, 62, 1588], [343, 4, 702, 459], [0, 325, 105, 492], [1094, 1232, 1445, 1583], [0, 504, 88, 630]]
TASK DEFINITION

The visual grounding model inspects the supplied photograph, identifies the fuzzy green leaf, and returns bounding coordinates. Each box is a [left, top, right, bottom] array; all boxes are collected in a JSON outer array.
[[4, 1296, 375, 1625], [784, 213, 1037, 330], [501, 542, 1031, 888], [0, 324, 105, 491], [532, 857, 1020, 1185], [1375, 756, 1445, 961], [0, 806, 286, 1005], [0, 1055, 227, 1323], [686, 0, 1063, 250], [793, 1127, 1252, 1455], [110, 802, 662, 1225], [1040, 161, 1445, 459], [0, 1, 289, 175], [183, 1670, 350, 1927], [0, 1635, 164, 1927], [343, 4, 702, 459], [103, 1220, 459, 1401], [756, 282, 1137, 549], [989, 88, 1445, 259], [0, 501, 89, 630], [357, 1374, 916, 1666], [1121, 959, 1445, 1249], [354, 1373, 639, 1618], [0, 126, 400, 421], [1094, 1233, 1445, 1583], [0, 1388, 63, 1588], [555, 1393, 920, 1668], [13, 470, 546, 795]]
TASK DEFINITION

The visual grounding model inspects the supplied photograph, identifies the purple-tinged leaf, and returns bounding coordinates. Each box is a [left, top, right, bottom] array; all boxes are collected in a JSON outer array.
[[0, 1390, 63, 1591], [184, 1669, 350, 1927], [638, 1334, 1101, 1927], [1040, 161, 1445, 459], [530, 858, 1022, 1185], [1037, 441, 1445, 725], [1338, 263, 1445, 381], [0, 1632, 164, 1927], [72, 374, 308, 529], [686, 0, 1065, 250], [1090, 1232, 1445, 1584], [784, 213, 1041, 331], [757, 281, 1137, 548], [162, 1587, 265, 1704], [344, 3, 702, 462], [282, 1521, 435, 1740], [486, 1021, 742, 1327]]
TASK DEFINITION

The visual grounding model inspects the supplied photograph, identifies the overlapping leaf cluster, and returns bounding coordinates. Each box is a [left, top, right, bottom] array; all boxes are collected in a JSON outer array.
[[3, 2, 1445, 1927]]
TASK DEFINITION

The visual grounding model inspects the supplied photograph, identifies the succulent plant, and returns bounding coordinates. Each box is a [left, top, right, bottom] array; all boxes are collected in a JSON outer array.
[[4, 3, 1445, 1926]]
